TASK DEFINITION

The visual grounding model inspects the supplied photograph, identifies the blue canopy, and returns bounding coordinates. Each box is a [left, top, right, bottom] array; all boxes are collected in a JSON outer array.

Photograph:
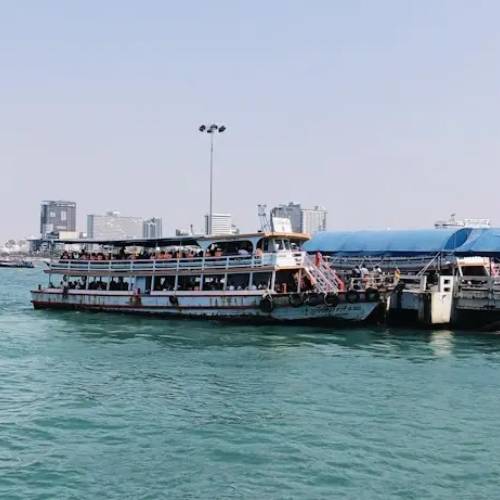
[[454, 228, 500, 256], [304, 229, 472, 256]]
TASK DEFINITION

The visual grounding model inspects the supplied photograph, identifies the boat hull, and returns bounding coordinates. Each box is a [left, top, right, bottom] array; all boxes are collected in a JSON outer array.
[[31, 290, 379, 323]]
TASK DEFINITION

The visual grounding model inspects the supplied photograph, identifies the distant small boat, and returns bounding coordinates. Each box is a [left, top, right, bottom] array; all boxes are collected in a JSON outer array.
[[0, 258, 34, 269]]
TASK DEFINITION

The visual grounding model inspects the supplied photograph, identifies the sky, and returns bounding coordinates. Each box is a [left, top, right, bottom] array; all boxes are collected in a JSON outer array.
[[1, 0, 500, 240]]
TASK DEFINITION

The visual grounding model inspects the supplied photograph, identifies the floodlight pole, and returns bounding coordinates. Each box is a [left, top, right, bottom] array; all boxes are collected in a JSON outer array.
[[199, 124, 226, 235], [209, 132, 214, 235]]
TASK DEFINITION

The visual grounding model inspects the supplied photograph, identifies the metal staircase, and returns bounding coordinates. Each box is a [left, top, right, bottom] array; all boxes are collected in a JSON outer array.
[[303, 254, 339, 294]]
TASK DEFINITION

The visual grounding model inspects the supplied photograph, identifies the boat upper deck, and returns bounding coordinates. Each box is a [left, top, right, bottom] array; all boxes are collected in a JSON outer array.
[[46, 231, 310, 276], [47, 251, 306, 275]]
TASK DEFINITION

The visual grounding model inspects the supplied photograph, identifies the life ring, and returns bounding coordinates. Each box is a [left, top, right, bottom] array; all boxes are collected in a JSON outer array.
[[346, 290, 360, 303], [169, 295, 179, 306], [306, 293, 324, 307], [365, 288, 380, 302], [288, 293, 305, 308], [324, 293, 339, 307], [259, 295, 274, 313]]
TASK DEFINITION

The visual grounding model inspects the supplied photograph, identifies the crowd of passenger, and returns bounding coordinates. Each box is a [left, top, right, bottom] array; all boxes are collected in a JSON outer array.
[[51, 277, 131, 291], [59, 246, 261, 262]]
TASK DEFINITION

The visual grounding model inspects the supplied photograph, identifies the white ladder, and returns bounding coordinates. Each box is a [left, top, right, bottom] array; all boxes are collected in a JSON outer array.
[[303, 254, 339, 294]]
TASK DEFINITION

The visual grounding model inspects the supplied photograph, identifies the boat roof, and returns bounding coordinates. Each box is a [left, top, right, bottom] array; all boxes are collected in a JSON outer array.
[[304, 228, 472, 256], [52, 231, 310, 248]]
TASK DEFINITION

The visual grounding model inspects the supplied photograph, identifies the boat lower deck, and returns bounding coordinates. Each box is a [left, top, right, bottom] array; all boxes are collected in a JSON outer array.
[[31, 289, 380, 323]]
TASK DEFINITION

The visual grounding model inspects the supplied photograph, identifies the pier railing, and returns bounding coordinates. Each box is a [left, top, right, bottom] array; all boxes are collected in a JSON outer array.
[[49, 251, 305, 274], [455, 276, 500, 309], [456, 276, 500, 295], [325, 255, 442, 272]]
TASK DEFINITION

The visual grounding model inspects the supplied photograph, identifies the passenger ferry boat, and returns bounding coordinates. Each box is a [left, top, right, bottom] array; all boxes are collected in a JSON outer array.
[[31, 232, 382, 323]]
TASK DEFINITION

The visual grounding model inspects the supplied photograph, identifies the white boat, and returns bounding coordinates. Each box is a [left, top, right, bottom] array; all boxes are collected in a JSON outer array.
[[31, 232, 382, 323], [0, 258, 34, 268]]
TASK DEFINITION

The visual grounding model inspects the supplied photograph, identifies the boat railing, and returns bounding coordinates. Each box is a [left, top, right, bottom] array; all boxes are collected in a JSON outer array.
[[49, 251, 306, 273]]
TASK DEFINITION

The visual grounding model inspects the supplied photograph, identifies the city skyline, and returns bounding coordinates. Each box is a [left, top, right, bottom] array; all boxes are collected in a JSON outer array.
[[2, 1, 500, 241]]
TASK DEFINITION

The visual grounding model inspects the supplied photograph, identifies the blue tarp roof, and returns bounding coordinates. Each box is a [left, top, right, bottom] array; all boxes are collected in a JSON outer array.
[[304, 229, 472, 256], [454, 228, 500, 256]]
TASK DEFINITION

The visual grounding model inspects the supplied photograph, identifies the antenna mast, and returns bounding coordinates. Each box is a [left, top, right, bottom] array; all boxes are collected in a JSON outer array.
[[257, 204, 271, 232]]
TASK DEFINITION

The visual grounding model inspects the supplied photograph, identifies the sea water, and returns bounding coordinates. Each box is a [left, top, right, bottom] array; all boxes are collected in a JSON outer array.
[[1, 268, 500, 499]]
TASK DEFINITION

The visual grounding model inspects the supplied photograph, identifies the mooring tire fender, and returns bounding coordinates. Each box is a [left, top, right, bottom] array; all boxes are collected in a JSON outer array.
[[306, 293, 324, 307], [346, 290, 360, 303], [169, 295, 179, 306], [259, 295, 274, 313], [288, 293, 304, 308], [324, 293, 339, 307], [365, 288, 380, 302]]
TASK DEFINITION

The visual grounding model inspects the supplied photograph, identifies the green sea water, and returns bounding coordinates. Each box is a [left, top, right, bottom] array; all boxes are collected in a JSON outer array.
[[1, 268, 500, 499]]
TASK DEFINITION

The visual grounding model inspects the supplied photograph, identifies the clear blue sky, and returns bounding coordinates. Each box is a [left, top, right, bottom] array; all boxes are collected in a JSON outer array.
[[1, 0, 499, 239]]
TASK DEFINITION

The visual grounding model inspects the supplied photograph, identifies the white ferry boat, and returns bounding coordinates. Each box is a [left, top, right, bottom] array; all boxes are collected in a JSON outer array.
[[31, 232, 382, 323]]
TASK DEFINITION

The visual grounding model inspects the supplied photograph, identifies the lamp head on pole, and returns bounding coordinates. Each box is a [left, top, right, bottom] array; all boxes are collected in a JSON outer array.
[[198, 124, 227, 134]]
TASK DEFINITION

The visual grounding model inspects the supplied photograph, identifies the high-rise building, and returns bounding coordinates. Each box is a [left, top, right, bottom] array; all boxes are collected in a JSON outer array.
[[301, 206, 327, 234], [40, 200, 77, 238], [270, 202, 327, 234], [87, 211, 144, 240], [143, 217, 163, 238], [204, 213, 237, 235]]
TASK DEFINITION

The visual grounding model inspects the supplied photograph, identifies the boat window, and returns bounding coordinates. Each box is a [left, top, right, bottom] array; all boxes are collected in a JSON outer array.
[[87, 276, 109, 291], [270, 239, 291, 252], [206, 240, 253, 256], [176, 275, 202, 291], [153, 276, 175, 291], [256, 238, 270, 252], [62, 275, 88, 290], [274, 270, 299, 294], [251, 272, 272, 290], [202, 274, 225, 291], [226, 273, 250, 290], [109, 276, 131, 291]]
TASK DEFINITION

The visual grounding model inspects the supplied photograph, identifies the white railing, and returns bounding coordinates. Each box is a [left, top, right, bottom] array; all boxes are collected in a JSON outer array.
[[303, 254, 338, 294], [49, 251, 306, 273], [325, 255, 444, 272]]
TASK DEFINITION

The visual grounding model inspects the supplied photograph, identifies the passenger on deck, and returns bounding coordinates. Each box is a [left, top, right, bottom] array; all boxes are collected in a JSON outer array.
[[360, 264, 369, 276], [394, 268, 401, 284], [314, 252, 323, 267], [118, 277, 127, 290]]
